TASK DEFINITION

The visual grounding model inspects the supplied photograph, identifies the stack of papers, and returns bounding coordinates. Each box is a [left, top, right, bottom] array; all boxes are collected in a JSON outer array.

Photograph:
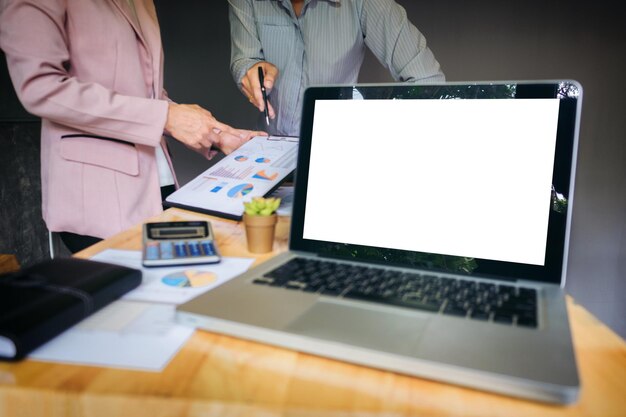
[[29, 250, 253, 371]]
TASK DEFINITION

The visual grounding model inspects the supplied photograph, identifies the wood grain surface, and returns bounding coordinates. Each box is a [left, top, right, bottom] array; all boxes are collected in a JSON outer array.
[[0, 208, 624, 417]]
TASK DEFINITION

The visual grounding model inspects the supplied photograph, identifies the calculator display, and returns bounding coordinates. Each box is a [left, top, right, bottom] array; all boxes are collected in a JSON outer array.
[[147, 222, 208, 240]]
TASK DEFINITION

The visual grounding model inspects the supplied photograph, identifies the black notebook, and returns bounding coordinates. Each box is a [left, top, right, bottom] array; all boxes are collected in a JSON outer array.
[[0, 257, 142, 361]]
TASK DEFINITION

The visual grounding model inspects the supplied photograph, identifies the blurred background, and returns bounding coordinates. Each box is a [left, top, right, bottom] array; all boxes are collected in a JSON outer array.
[[1, 0, 624, 338]]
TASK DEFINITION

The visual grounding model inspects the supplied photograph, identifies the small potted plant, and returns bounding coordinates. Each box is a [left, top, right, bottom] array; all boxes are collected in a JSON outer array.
[[242, 197, 281, 253]]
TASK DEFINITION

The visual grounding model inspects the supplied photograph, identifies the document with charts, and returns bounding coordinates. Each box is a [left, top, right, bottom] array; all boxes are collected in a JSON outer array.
[[165, 135, 298, 219]]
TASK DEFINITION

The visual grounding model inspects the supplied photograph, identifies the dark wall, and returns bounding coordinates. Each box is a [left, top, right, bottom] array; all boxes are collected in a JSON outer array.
[[1, 1, 624, 337], [1, 48, 48, 266], [155, 0, 626, 338], [0, 122, 49, 266], [0, 51, 34, 121]]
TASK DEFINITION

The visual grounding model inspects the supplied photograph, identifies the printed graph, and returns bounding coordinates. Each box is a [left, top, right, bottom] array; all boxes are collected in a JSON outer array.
[[210, 182, 228, 193], [252, 170, 278, 181], [190, 176, 217, 191], [271, 146, 298, 169], [255, 157, 271, 163], [209, 165, 254, 180], [234, 155, 248, 162], [227, 183, 254, 198]]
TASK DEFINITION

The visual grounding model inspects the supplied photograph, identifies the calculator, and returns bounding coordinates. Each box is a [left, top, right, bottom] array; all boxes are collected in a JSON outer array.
[[142, 221, 221, 267]]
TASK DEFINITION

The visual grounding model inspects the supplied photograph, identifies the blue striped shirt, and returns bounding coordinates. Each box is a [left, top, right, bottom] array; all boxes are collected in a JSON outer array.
[[229, 0, 445, 136]]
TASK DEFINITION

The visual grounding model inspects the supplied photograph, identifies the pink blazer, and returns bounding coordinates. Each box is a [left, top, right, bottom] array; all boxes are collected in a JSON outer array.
[[0, 0, 176, 238]]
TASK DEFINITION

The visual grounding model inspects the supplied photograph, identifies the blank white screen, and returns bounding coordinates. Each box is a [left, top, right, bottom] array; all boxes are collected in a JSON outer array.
[[302, 98, 560, 266]]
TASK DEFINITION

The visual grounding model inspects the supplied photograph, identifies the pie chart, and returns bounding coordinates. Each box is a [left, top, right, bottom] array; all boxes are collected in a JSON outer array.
[[161, 270, 217, 288], [227, 183, 254, 198]]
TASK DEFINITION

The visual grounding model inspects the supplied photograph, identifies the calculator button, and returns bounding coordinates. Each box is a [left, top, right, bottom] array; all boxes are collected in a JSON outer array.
[[188, 241, 201, 257], [160, 242, 174, 259], [145, 242, 159, 260], [202, 242, 215, 255], [174, 242, 187, 257]]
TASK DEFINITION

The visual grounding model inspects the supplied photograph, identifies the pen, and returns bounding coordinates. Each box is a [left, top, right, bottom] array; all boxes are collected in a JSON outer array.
[[258, 66, 270, 126]]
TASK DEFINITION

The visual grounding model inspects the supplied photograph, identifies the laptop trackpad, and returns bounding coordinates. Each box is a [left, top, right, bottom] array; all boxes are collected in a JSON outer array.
[[285, 300, 427, 356]]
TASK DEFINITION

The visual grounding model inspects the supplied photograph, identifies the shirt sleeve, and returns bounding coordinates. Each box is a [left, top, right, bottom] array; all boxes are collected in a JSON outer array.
[[359, 0, 445, 83], [228, 0, 263, 88], [0, 0, 168, 148]]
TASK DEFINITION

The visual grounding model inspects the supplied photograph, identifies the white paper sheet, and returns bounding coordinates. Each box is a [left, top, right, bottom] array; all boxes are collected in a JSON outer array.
[[29, 301, 194, 371], [28, 250, 255, 370], [91, 249, 254, 305], [165, 135, 298, 218]]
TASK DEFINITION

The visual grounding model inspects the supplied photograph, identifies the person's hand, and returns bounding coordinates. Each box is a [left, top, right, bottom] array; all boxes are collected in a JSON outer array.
[[165, 102, 266, 157], [241, 62, 278, 120], [217, 129, 267, 155], [165, 103, 224, 151]]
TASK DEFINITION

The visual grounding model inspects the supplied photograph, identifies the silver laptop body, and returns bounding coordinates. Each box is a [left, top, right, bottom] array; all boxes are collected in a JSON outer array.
[[177, 81, 581, 404]]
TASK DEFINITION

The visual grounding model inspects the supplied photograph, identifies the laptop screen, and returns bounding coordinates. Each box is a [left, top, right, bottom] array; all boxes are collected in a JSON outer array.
[[291, 82, 581, 285]]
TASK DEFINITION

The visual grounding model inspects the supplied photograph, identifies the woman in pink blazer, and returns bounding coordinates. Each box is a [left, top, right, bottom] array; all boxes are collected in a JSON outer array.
[[0, 0, 260, 252]]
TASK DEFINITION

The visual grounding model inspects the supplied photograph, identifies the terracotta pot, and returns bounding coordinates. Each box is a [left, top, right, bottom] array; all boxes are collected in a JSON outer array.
[[243, 213, 278, 254]]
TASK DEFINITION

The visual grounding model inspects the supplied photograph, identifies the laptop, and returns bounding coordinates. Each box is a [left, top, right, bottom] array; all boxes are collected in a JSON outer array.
[[176, 81, 582, 404]]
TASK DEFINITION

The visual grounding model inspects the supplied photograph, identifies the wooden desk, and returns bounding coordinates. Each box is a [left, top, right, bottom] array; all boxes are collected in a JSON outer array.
[[1, 208, 625, 417]]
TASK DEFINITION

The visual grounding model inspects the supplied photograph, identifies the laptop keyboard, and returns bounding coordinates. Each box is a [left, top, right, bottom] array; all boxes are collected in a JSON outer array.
[[254, 257, 538, 328]]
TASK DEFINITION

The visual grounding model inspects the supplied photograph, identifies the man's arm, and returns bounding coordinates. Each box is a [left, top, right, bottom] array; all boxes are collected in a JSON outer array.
[[228, 0, 277, 119], [228, 0, 263, 89], [359, 0, 445, 82]]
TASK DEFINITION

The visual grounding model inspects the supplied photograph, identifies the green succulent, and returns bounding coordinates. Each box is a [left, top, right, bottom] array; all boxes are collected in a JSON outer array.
[[244, 197, 281, 216]]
